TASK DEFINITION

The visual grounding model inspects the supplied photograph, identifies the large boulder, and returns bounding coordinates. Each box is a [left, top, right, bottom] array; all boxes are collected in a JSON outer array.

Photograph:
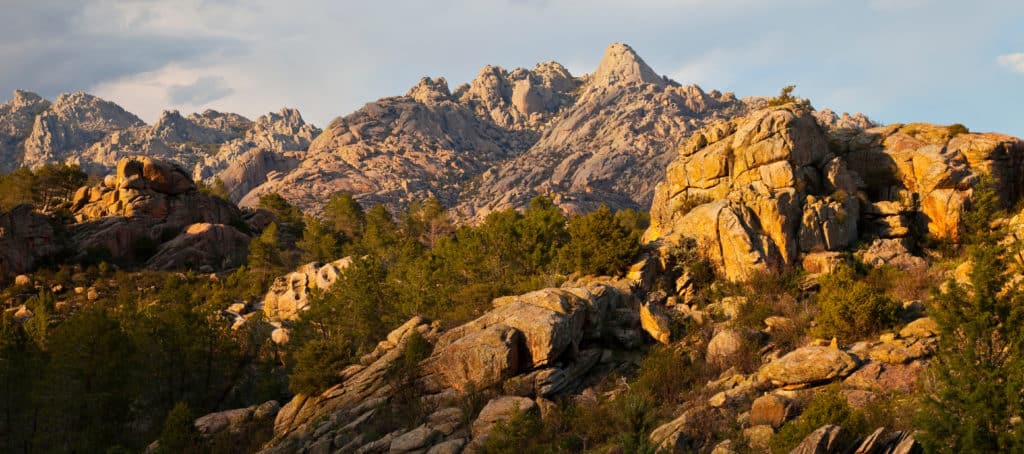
[[647, 107, 1024, 280], [646, 106, 849, 280], [260, 257, 353, 320], [0, 205, 60, 281], [420, 324, 523, 391], [146, 223, 250, 270], [757, 346, 859, 387]]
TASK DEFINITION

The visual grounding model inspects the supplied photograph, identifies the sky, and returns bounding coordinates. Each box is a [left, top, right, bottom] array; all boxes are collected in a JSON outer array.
[[2, 0, 1022, 137]]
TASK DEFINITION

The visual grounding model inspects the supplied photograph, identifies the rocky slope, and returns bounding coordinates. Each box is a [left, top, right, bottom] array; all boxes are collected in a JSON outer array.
[[239, 77, 534, 213], [0, 155, 263, 280], [243, 43, 750, 217], [455, 43, 748, 221], [644, 103, 1024, 281], [0, 90, 319, 201]]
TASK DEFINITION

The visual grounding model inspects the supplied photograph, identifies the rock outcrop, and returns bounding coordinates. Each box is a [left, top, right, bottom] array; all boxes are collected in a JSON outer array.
[[240, 76, 531, 214], [262, 280, 642, 453], [0, 90, 51, 173], [646, 104, 1024, 280], [259, 257, 353, 321], [68, 156, 250, 266], [0, 90, 320, 196], [0, 204, 60, 281], [457, 43, 748, 221]]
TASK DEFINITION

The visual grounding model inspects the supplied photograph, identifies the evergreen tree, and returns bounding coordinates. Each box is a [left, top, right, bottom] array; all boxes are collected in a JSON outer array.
[[915, 177, 1024, 452], [248, 223, 285, 270], [297, 215, 341, 263], [323, 191, 365, 241], [158, 401, 202, 454], [560, 205, 639, 276], [258, 193, 304, 242]]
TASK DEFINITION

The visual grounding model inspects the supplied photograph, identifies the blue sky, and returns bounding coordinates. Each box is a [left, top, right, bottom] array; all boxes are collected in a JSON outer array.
[[2, 0, 1021, 136]]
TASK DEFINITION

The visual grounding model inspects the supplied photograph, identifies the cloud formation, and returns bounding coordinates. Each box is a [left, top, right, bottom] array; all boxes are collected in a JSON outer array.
[[167, 76, 234, 105], [2, 0, 1023, 137], [997, 53, 1024, 74]]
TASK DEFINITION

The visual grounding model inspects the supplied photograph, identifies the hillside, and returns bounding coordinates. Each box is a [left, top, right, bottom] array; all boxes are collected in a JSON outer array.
[[3, 42, 1024, 454]]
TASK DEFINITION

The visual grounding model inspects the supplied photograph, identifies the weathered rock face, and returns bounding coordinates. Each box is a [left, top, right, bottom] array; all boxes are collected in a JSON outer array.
[[647, 105, 1024, 280], [21, 91, 146, 171], [240, 77, 532, 214], [0, 205, 60, 281], [457, 44, 748, 222], [263, 280, 641, 453], [0, 91, 319, 192], [756, 346, 859, 387], [68, 156, 249, 266], [195, 108, 320, 201], [646, 105, 850, 280], [0, 90, 51, 173], [455, 61, 579, 131], [260, 257, 353, 321]]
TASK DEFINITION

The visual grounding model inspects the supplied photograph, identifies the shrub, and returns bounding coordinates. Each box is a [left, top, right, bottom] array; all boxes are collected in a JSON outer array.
[[559, 205, 639, 276], [770, 386, 865, 453], [813, 266, 900, 343], [157, 402, 202, 454], [767, 85, 812, 108]]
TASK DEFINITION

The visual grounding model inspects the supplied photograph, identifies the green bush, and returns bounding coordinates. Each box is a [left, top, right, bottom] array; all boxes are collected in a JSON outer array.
[[813, 266, 900, 343], [559, 204, 640, 276], [157, 402, 201, 454], [770, 386, 865, 453]]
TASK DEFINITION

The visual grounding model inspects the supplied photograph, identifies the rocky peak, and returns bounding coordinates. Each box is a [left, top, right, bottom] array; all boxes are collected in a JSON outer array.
[[49, 91, 144, 130], [1, 90, 50, 139], [457, 62, 579, 130], [532, 61, 576, 92], [814, 108, 875, 130], [406, 77, 452, 104], [590, 43, 666, 88], [11, 90, 47, 108]]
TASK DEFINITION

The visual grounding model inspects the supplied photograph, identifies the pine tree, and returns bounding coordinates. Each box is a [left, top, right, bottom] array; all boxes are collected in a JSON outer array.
[[560, 205, 639, 276], [323, 191, 365, 241], [248, 223, 285, 270], [158, 401, 202, 454], [297, 216, 341, 263], [915, 177, 1024, 451]]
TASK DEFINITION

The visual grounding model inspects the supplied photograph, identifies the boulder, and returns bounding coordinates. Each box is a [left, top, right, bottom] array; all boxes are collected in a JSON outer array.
[[757, 346, 859, 387], [388, 425, 441, 453], [640, 302, 673, 344], [748, 394, 793, 428], [194, 400, 279, 439], [857, 239, 926, 272], [790, 424, 844, 454], [899, 317, 939, 339], [471, 396, 538, 442], [707, 329, 746, 368], [145, 223, 250, 270], [421, 324, 523, 391], [742, 425, 774, 450]]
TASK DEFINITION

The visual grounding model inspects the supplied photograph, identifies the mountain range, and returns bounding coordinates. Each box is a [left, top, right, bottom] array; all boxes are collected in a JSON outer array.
[[0, 43, 872, 222]]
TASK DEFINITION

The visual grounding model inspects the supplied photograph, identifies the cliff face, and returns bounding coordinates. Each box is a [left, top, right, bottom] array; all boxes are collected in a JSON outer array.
[[0, 90, 319, 203], [645, 104, 1024, 280], [243, 43, 750, 217]]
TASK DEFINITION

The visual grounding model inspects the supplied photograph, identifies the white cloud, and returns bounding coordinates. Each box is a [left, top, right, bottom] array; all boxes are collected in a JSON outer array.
[[668, 36, 785, 90], [997, 53, 1024, 74]]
